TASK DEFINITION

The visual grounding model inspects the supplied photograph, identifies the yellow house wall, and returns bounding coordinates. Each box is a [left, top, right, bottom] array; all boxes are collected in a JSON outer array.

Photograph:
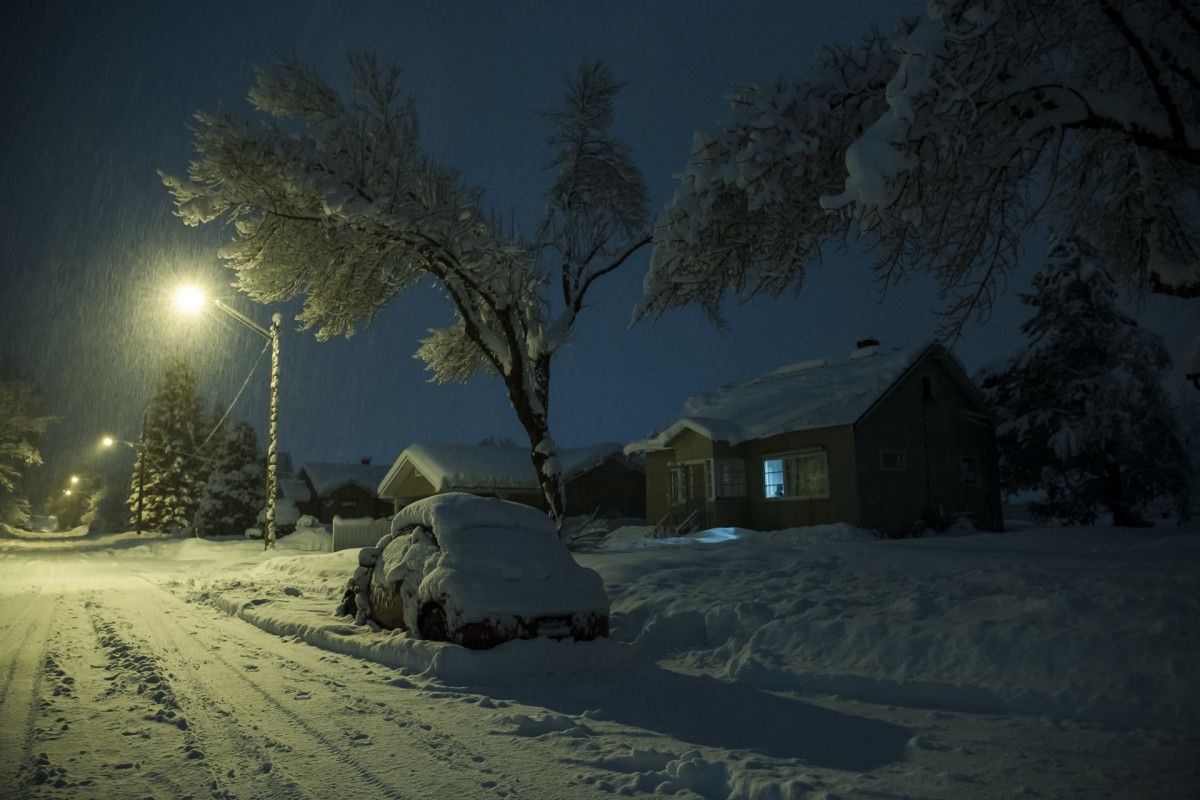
[[742, 425, 860, 530]]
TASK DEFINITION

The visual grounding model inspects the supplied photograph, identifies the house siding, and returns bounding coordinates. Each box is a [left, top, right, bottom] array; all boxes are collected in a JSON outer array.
[[565, 458, 646, 519], [637, 344, 1003, 537], [743, 426, 859, 531], [854, 355, 1003, 535], [314, 483, 389, 524]]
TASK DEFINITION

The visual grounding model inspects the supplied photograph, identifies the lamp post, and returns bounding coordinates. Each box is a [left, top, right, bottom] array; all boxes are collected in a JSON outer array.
[[103, 409, 150, 535], [177, 288, 281, 550]]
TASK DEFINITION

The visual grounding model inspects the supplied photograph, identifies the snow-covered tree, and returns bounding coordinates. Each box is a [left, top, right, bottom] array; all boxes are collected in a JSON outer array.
[[982, 237, 1190, 526], [128, 356, 210, 533], [641, 0, 1200, 337], [193, 420, 264, 538], [162, 55, 649, 527], [0, 380, 53, 527]]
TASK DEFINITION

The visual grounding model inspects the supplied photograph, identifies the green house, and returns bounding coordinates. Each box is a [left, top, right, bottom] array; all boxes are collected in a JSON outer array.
[[626, 340, 1003, 538]]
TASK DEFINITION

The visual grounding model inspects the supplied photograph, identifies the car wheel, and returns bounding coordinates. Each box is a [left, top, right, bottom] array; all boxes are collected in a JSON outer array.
[[417, 602, 448, 641]]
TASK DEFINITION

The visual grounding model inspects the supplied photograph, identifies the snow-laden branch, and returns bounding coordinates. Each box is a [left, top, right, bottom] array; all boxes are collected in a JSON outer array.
[[644, 0, 1200, 336]]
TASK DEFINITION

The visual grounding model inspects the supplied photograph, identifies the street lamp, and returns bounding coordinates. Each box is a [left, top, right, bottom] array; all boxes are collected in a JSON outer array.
[[103, 415, 150, 535], [175, 286, 282, 550]]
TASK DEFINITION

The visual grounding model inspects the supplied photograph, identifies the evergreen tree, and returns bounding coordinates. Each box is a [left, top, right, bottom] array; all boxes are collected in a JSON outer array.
[[193, 420, 264, 538], [128, 356, 209, 533], [984, 237, 1189, 525], [0, 380, 53, 528]]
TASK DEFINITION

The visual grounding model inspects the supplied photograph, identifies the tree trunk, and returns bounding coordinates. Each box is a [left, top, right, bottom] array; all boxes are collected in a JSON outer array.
[[504, 354, 567, 531], [1104, 446, 1142, 527]]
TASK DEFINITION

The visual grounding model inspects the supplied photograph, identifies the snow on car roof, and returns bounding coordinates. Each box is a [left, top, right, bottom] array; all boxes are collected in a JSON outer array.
[[391, 492, 557, 540], [627, 340, 943, 451]]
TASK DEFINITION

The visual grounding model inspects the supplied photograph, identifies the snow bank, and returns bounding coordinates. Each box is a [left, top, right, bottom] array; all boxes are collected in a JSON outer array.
[[140, 518, 1200, 733], [594, 525, 1200, 732]]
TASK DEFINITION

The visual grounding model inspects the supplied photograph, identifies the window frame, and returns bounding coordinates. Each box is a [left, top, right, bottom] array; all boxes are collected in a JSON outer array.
[[961, 456, 980, 486], [762, 449, 830, 501], [879, 449, 907, 472], [710, 458, 747, 499]]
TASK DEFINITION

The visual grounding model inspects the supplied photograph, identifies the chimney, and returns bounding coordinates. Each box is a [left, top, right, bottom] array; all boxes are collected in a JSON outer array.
[[361, 457, 371, 465]]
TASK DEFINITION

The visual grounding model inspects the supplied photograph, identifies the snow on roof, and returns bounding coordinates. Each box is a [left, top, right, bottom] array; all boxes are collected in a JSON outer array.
[[301, 462, 392, 497], [628, 341, 939, 452], [277, 478, 311, 503], [378, 442, 634, 497]]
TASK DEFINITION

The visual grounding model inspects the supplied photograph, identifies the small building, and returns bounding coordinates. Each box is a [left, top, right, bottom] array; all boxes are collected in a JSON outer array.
[[376, 442, 646, 519], [626, 340, 1003, 537], [298, 460, 392, 523]]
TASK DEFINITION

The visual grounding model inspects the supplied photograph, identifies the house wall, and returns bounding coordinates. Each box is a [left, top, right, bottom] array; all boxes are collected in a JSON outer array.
[[389, 471, 437, 511], [565, 459, 646, 519], [646, 428, 858, 532], [742, 425, 859, 531], [316, 483, 388, 524], [854, 356, 1003, 536], [645, 429, 716, 527]]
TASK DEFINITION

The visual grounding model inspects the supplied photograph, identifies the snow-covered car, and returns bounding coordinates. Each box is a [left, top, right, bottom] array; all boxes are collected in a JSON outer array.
[[339, 493, 609, 649]]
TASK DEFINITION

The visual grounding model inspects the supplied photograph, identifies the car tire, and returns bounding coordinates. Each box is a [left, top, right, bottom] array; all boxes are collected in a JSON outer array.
[[417, 602, 448, 642]]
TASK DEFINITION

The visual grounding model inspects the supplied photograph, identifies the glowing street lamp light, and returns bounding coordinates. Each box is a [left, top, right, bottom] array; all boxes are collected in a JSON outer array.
[[103, 424, 148, 535], [175, 285, 282, 550]]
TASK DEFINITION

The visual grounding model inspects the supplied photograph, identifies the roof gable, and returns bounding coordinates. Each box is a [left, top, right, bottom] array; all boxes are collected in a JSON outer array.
[[628, 341, 955, 452], [301, 462, 391, 497]]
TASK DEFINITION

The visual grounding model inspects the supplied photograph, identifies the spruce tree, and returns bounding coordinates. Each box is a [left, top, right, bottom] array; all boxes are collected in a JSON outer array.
[[985, 237, 1189, 525], [193, 420, 264, 538], [128, 356, 209, 533]]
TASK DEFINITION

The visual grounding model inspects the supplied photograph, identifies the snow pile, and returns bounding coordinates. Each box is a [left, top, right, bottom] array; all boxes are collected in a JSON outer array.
[[121, 516, 1200, 735], [600, 526, 1200, 732]]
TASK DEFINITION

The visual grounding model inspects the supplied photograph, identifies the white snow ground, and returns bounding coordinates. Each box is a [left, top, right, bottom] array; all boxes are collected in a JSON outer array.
[[1, 518, 1197, 799]]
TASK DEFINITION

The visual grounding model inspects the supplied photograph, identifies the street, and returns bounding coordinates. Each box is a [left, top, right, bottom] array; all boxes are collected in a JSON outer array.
[[0, 551, 602, 799]]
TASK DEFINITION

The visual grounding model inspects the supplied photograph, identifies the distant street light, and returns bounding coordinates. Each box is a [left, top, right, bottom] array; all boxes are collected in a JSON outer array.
[[175, 286, 282, 550], [103, 414, 150, 535]]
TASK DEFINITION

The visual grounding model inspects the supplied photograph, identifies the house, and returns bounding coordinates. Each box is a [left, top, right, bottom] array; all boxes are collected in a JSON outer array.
[[376, 442, 646, 519], [297, 460, 392, 523], [625, 340, 1003, 538]]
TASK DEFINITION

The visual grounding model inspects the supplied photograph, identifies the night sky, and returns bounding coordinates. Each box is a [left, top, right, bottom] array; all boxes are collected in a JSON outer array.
[[3, 1, 1196, 504]]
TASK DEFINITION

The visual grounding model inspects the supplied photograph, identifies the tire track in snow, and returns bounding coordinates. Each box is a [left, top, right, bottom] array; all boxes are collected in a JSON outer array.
[[0, 561, 60, 799], [114, 574, 415, 800]]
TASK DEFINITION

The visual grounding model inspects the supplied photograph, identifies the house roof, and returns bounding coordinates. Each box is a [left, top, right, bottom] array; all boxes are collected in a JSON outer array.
[[277, 477, 311, 503], [377, 442, 640, 497], [301, 462, 392, 497], [627, 340, 962, 453]]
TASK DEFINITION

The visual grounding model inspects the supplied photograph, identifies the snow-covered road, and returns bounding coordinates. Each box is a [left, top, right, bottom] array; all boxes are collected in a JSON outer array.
[[1, 552, 545, 798], [1, 525, 1198, 799]]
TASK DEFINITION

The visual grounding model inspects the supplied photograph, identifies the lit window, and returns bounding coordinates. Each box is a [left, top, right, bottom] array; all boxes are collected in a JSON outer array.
[[961, 456, 979, 485], [763, 451, 829, 500], [880, 450, 906, 471]]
